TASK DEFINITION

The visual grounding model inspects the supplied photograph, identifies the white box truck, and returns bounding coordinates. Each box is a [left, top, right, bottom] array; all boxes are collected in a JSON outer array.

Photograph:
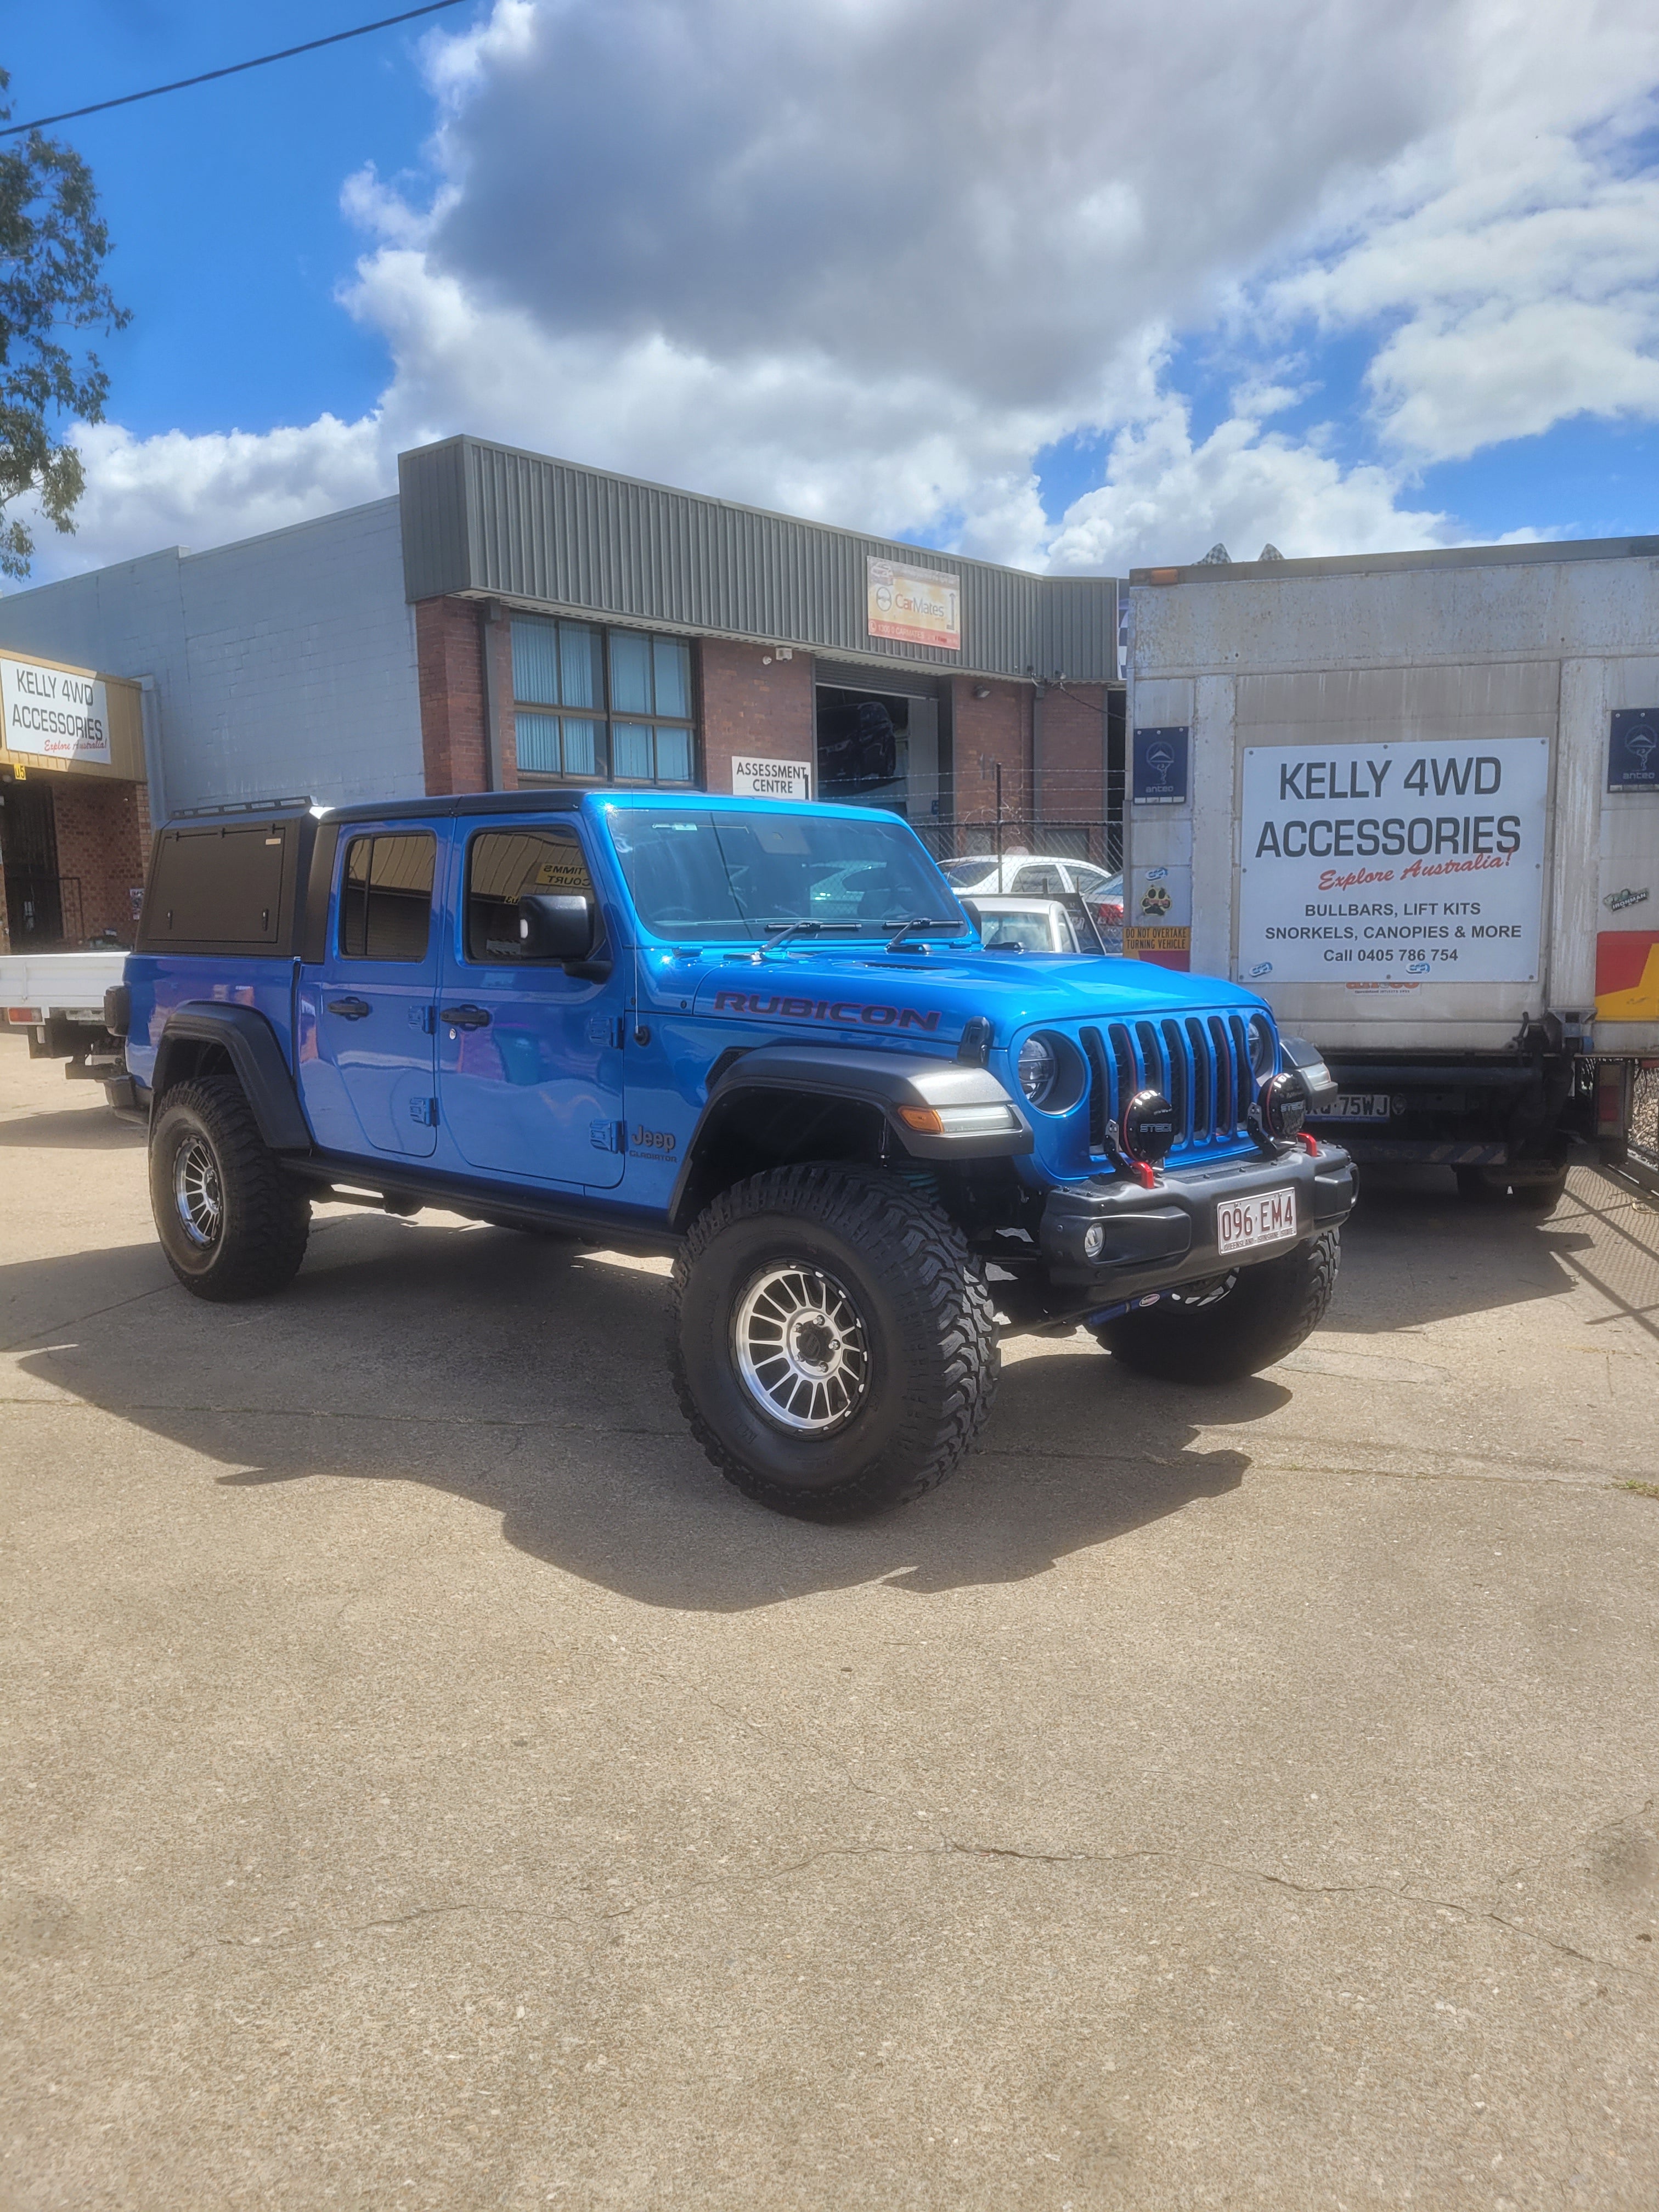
[[1125, 537, 1659, 1206]]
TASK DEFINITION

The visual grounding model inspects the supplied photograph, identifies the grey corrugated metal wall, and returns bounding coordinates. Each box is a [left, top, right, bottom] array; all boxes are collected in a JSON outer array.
[[399, 438, 1118, 683]]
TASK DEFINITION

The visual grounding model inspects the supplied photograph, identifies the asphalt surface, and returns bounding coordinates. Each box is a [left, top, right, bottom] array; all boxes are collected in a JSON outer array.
[[3, 1040, 1658, 2211]]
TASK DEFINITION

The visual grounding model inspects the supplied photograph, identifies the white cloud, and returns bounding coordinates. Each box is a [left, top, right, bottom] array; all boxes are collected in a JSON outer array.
[[15, 0, 1659, 589], [43, 416, 387, 575], [1266, 8, 1659, 461], [1047, 388, 1454, 572]]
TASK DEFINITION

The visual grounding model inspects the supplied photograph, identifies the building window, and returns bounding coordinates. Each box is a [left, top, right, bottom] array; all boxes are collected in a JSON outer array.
[[511, 616, 696, 787]]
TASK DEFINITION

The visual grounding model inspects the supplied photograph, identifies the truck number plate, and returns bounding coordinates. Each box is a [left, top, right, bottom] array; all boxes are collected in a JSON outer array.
[[1216, 1189, 1299, 1257], [1310, 1092, 1391, 1122]]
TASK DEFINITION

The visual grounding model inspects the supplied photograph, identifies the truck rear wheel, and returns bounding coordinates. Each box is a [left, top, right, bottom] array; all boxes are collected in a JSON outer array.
[[669, 1164, 999, 1519], [1094, 1228, 1339, 1384], [1456, 1164, 1570, 1213], [149, 1076, 311, 1301]]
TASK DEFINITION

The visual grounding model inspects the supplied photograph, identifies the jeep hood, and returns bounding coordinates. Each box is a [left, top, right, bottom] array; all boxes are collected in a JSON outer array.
[[677, 947, 1265, 1043]]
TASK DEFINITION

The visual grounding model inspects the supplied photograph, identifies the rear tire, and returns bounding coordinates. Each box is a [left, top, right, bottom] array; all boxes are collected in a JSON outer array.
[[1507, 1168, 1570, 1215], [1095, 1229, 1340, 1383], [1458, 1164, 1570, 1212], [669, 1164, 999, 1519], [149, 1076, 311, 1301]]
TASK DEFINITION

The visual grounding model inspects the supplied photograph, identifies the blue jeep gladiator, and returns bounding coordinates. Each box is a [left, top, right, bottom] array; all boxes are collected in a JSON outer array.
[[109, 791, 1354, 1517]]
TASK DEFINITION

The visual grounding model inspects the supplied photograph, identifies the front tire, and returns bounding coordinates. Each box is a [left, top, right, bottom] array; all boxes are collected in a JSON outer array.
[[149, 1076, 311, 1300], [669, 1164, 999, 1519], [1095, 1228, 1340, 1383]]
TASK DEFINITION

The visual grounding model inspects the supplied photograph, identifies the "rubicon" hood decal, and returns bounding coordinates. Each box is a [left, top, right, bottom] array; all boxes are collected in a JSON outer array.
[[710, 988, 941, 1032]]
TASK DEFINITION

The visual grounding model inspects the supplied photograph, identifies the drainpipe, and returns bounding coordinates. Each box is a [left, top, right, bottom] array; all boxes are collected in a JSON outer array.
[[478, 601, 504, 792], [138, 676, 167, 825]]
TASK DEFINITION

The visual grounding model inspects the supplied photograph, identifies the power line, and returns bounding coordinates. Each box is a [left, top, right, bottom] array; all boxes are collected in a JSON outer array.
[[0, 1, 469, 139]]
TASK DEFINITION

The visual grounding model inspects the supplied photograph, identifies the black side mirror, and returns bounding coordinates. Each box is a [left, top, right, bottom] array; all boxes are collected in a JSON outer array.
[[516, 892, 594, 963]]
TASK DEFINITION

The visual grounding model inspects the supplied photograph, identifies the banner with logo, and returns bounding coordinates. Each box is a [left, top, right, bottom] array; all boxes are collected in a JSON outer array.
[[1238, 737, 1549, 985], [866, 557, 960, 652]]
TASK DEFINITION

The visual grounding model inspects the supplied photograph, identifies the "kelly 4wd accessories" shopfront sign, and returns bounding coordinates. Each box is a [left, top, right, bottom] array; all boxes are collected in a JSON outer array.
[[0, 653, 111, 766], [1238, 737, 1548, 985]]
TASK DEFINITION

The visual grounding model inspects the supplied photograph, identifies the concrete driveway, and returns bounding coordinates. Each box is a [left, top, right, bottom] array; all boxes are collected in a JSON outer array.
[[3, 1040, 1657, 2211]]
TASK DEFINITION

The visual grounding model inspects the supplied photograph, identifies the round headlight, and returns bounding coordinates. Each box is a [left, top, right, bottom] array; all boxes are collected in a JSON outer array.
[[1017, 1035, 1058, 1105], [1246, 1012, 1277, 1080]]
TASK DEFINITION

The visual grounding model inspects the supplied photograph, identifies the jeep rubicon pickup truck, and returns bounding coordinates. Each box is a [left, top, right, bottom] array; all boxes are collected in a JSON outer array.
[[112, 792, 1355, 1518]]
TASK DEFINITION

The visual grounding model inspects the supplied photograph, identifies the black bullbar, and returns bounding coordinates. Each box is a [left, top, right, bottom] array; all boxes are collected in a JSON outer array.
[[1040, 1142, 1357, 1293]]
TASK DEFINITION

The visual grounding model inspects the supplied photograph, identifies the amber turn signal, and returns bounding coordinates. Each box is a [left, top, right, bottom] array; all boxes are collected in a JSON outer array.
[[896, 1105, 944, 1134]]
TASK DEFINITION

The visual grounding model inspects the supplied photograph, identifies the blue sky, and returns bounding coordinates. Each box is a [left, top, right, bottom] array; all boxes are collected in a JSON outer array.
[[4, 0, 445, 434], [5, 1, 1658, 583]]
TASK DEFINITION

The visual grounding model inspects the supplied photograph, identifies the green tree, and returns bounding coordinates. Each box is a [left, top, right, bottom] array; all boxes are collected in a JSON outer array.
[[0, 66, 129, 579]]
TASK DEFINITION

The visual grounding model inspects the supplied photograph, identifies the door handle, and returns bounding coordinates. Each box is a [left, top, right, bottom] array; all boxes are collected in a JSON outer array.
[[326, 996, 372, 1020], [441, 1004, 492, 1030]]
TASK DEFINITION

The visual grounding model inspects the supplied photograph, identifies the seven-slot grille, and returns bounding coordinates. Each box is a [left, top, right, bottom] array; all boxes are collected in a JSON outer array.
[[1078, 1013, 1257, 1156]]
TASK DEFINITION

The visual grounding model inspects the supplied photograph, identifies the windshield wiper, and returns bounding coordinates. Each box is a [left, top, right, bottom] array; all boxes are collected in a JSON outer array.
[[755, 919, 860, 956], [884, 916, 963, 952]]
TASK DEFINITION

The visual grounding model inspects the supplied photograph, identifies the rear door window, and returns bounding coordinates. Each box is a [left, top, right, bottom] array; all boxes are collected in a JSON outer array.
[[1012, 863, 1066, 897], [338, 833, 437, 962]]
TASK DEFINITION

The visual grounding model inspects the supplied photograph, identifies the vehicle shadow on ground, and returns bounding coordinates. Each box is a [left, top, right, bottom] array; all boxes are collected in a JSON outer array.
[[0, 1105, 146, 1149], [7, 1217, 1280, 1610], [1328, 1166, 1618, 1333]]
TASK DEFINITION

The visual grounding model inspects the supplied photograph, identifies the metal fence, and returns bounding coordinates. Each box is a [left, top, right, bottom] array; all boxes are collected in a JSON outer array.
[[911, 817, 1123, 873], [1634, 1062, 1659, 1172]]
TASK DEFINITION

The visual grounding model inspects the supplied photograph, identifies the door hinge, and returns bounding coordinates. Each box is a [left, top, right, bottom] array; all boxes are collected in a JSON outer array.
[[410, 1096, 439, 1127], [589, 1118, 625, 1153], [412, 1003, 436, 1035], [586, 1013, 625, 1048]]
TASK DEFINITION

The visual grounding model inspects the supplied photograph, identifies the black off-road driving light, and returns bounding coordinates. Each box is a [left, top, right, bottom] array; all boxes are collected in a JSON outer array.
[[1260, 1069, 1309, 1141], [1121, 1088, 1176, 1164]]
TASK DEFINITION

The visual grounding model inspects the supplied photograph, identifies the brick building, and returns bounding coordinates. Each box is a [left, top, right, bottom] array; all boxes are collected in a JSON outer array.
[[0, 436, 1124, 945]]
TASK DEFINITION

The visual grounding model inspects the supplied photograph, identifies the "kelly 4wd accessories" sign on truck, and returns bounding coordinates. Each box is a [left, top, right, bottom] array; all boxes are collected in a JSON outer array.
[[1238, 738, 1548, 985]]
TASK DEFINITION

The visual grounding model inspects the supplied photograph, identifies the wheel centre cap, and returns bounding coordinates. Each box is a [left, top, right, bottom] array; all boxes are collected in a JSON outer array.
[[791, 1317, 839, 1370]]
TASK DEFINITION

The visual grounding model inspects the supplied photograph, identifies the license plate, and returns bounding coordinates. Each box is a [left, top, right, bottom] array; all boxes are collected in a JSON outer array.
[[1216, 1189, 1299, 1256], [1310, 1091, 1392, 1122]]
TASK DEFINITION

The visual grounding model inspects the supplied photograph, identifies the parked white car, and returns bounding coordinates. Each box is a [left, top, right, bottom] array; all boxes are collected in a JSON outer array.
[[961, 893, 1113, 956], [939, 852, 1122, 920]]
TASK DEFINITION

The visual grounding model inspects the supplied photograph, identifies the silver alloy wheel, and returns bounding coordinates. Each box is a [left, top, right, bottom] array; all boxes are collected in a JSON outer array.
[[733, 1262, 871, 1433], [173, 1133, 224, 1248]]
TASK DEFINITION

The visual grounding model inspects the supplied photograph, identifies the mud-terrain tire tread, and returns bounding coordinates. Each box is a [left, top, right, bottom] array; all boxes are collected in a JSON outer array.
[[1096, 1228, 1340, 1384], [668, 1163, 998, 1519], [150, 1075, 311, 1301]]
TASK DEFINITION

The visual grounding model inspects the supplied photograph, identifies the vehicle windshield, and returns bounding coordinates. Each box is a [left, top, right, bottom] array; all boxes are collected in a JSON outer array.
[[939, 857, 998, 888], [606, 807, 968, 943]]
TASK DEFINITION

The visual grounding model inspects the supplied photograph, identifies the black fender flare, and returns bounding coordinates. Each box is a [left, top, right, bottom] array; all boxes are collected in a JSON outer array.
[[152, 1004, 313, 1153], [667, 1043, 1031, 1229]]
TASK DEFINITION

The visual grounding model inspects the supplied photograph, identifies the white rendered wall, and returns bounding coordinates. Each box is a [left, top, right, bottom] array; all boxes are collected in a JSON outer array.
[[0, 498, 424, 816]]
